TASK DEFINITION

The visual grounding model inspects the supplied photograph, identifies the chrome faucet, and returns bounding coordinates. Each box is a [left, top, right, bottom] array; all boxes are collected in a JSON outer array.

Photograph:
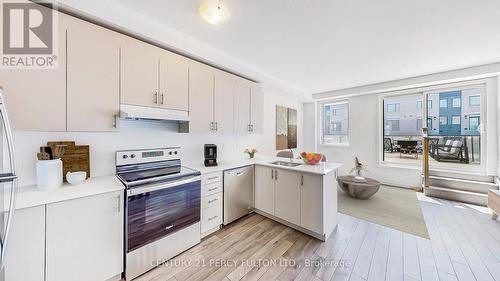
[[289, 149, 294, 162]]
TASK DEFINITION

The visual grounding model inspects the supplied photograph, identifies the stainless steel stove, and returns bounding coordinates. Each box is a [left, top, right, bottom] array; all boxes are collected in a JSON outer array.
[[116, 148, 201, 280]]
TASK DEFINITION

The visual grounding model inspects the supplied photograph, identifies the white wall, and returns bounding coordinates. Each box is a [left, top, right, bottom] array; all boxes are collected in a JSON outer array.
[[13, 90, 303, 187]]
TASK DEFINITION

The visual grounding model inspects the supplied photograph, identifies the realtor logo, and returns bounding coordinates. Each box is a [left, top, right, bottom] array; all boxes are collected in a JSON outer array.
[[1, 0, 58, 69]]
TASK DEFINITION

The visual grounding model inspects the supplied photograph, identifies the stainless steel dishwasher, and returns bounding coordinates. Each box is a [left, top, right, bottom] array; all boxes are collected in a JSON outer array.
[[223, 166, 254, 225]]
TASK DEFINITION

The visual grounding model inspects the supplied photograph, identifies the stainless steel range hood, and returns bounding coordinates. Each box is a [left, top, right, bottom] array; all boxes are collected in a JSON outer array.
[[120, 104, 190, 122]]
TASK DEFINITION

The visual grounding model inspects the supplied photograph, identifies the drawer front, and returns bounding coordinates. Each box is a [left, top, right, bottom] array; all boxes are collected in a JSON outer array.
[[202, 172, 222, 185], [202, 192, 222, 210], [201, 205, 222, 233], [201, 181, 222, 197]]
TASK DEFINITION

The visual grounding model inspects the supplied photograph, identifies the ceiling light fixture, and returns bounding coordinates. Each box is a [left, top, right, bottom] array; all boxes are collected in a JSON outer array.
[[198, 0, 230, 26]]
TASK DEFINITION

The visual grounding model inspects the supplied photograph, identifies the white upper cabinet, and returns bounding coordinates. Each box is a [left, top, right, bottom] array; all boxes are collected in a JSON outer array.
[[213, 70, 235, 133], [250, 84, 264, 134], [120, 37, 161, 108], [189, 62, 215, 133], [0, 6, 67, 131], [66, 16, 120, 132], [234, 79, 251, 134], [159, 52, 189, 111]]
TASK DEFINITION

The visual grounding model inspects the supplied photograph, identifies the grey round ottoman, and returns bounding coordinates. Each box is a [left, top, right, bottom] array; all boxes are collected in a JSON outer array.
[[338, 176, 381, 199]]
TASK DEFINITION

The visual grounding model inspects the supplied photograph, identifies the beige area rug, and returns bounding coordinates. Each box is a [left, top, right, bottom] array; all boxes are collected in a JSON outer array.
[[338, 185, 430, 239]]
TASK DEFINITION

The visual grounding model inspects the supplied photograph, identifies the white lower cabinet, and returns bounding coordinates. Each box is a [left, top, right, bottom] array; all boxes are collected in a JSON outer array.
[[200, 172, 223, 237], [6, 191, 124, 281], [274, 169, 301, 226], [254, 165, 334, 239], [300, 173, 324, 234], [254, 165, 276, 215], [5, 206, 45, 281], [46, 191, 124, 281]]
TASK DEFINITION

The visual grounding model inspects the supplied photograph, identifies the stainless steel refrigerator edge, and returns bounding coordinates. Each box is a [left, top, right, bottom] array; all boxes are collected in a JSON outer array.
[[0, 87, 19, 281], [223, 166, 253, 225]]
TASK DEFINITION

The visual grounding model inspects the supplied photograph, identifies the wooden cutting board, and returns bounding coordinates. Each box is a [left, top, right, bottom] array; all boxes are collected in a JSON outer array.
[[47, 141, 90, 182]]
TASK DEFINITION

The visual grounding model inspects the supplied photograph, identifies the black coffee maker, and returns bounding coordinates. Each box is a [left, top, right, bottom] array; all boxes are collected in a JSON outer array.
[[204, 144, 217, 167]]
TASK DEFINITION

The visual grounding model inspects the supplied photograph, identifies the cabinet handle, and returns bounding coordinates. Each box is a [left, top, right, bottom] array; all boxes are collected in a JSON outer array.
[[208, 215, 218, 221], [160, 93, 164, 105], [113, 114, 118, 129], [117, 195, 121, 212], [153, 91, 158, 104], [210, 122, 213, 131], [271, 169, 274, 179], [275, 170, 278, 180], [248, 124, 251, 132], [250, 124, 254, 132], [208, 198, 218, 204], [208, 187, 218, 192], [208, 176, 218, 180], [215, 122, 218, 131], [165, 224, 174, 230], [301, 175, 304, 186]]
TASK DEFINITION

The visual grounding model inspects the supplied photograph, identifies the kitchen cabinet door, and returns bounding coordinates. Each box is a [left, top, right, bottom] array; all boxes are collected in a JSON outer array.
[[4, 206, 45, 281], [274, 169, 301, 226], [300, 173, 323, 234], [234, 79, 251, 133], [46, 191, 124, 281], [121, 37, 160, 108], [254, 165, 275, 215], [188, 62, 214, 133], [66, 16, 120, 131], [213, 71, 235, 133], [250, 83, 264, 134], [0, 6, 66, 131], [159, 52, 189, 111]]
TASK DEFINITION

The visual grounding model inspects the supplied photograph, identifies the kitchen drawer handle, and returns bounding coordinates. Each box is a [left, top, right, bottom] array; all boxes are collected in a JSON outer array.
[[154, 91, 158, 104], [208, 176, 218, 180], [165, 225, 174, 230], [301, 175, 304, 186], [160, 93, 164, 105], [208, 198, 218, 204], [208, 215, 218, 221], [208, 187, 218, 192]]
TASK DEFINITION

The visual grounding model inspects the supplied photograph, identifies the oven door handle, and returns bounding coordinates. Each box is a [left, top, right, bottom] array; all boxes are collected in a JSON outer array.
[[127, 176, 200, 196]]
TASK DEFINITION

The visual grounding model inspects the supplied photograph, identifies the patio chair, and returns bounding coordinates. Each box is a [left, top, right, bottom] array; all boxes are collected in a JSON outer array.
[[430, 139, 469, 163], [383, 138, 394, 152]]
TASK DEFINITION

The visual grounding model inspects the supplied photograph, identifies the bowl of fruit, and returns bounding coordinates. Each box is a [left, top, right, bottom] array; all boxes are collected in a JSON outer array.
[[300, 152, 323, 165]]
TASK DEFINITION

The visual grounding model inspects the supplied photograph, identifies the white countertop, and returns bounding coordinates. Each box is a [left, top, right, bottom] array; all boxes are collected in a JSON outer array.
[[186, 155, 342, 175], [15, 175, 124, 210]]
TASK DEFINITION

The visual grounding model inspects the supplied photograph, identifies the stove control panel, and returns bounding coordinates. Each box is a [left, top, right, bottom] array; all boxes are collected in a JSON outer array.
[[116, 147, 181, 166]]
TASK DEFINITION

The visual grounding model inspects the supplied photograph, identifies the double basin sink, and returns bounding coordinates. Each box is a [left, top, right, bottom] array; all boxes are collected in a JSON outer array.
[[269, 161, 302, 167]]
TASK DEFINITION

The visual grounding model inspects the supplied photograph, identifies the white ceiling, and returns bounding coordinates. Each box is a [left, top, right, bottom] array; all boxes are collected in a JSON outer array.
[[115, 0, 500, 95]]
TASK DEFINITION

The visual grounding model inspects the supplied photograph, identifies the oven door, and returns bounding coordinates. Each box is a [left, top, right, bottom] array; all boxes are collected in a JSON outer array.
[[126, 176, 200, 252]]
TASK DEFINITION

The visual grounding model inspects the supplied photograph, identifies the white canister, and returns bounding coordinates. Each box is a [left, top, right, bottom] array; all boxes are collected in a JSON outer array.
[[36, 159, 63, 190]]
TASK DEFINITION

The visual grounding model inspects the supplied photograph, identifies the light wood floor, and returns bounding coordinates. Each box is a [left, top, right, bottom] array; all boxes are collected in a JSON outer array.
[[136, 195, 500, 281]]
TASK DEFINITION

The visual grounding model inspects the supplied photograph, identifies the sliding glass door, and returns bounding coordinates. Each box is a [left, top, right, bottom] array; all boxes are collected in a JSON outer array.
[[382, 82, 485, 173]]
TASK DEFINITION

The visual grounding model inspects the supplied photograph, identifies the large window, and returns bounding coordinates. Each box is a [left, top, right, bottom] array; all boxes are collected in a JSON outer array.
[[321, 101, 349, 146]]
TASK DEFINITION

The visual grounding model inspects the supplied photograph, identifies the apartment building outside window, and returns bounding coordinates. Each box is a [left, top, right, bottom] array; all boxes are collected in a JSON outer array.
[[320, 100, 349, 146]]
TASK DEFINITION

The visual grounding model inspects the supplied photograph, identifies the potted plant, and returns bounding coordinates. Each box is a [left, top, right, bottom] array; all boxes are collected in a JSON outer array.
[[244, 148, 257, 159], [350, 157, 367, 181]]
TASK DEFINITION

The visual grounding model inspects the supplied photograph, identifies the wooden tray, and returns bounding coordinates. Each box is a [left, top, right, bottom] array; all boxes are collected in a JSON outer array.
[[47, 141, 90, 182]]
